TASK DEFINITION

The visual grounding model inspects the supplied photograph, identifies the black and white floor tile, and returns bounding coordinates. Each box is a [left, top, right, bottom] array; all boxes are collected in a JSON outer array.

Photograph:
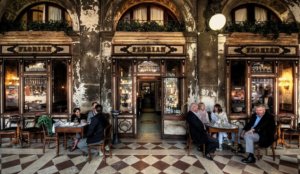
[[0, 139, 299, 174]]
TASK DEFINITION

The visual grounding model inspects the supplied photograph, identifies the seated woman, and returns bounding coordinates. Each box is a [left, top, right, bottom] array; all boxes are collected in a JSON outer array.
[[197, 102, 210, 128], [211, 104, 230, 151], [70, 108, 87, 151]]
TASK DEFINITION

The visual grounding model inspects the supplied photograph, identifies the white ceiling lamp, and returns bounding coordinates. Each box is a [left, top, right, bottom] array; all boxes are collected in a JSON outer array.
[[209, 13, 226, 31]]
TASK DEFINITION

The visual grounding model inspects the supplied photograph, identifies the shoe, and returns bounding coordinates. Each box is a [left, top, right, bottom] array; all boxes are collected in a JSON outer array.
[[70, 146, 78, 152], [204, 153, 213, 160], [241, 156, 256, 163]]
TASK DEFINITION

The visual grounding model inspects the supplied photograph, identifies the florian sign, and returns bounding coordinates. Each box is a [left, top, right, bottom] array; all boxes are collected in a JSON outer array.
[[113, 44, 185, 55], [0, 44, 71, 55], [226, 45, 298, 57]]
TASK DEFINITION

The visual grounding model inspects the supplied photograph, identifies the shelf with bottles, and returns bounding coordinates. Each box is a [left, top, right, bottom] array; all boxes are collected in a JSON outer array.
[[119, 77, 132, 113], [164, 78, 180, 114]]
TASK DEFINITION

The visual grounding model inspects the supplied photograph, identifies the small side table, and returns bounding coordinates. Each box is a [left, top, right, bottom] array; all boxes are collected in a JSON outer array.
[[282, 129, 300, 148]]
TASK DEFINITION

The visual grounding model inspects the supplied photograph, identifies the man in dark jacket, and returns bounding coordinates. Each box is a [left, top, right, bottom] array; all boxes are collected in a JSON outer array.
[[77, 104, 108, 155], [186, 103, 218, 160], [241, 104, 275, 163]]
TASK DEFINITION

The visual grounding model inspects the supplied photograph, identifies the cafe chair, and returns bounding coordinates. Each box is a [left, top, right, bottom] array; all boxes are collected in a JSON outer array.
[[88, 124, 112, 162], [41, 123, 57, 153], [255, 124, 278, 161], [186, 123, 205, 156], [21, 115, 43, 146], [0, 115, 22, 146]]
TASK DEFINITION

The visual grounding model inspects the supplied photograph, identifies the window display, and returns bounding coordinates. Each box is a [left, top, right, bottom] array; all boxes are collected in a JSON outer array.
[[230, 61, 246, 113], [164, 78, 180, 114], [251, 78, 274, 113], [119, 61, 132, 113], [4, 61, 19, 112], [24, 77, 47, 112], [278, 62, 294, 113]]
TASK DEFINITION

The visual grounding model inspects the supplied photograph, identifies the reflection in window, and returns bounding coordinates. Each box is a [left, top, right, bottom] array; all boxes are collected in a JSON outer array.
[[25, 61, 47, 72], [251, 61, 273, 73], [119, 61, 132, 113], [138, 61, 160, 73], [164, 78, 180, 114], [166, 60, 180, 76], [52, 60, 67, 113], [24, 77, 47, 112], [4, 60, 19, 112], [251, 78, 274, 113], [278, 62, 294, 113], [230, 61, 246, 113]]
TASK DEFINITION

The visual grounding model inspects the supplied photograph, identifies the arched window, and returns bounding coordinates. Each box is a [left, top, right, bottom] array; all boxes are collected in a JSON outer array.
[[117, 4, 183, 31], [17, 3, 72, 29], [231, 4, 280, 23], [120, 4, 176, 24]]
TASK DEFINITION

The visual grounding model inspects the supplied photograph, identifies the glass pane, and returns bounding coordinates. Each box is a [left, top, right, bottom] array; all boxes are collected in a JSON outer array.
[[52, 60, 67, 113], [164, 78, 181, 114], [4, 60, 19, 112], [25, 60, 47, 72], [278, 62, 294, 113], [251, 61, 274, 73], [49, 6, 62, 21], [251, 78, 274, 114], [119, 61, 132, 113], [231, 61, 246, 113], [24, 77, 47, 112], [166, 60, 180, 76], [138, 60, 160, 73], [31, 4, 45, 22]]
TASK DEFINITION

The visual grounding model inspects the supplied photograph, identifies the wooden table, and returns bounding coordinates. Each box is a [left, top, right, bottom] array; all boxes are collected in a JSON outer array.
[[207, 124, 239, 152], [55, 124, 87, 155]]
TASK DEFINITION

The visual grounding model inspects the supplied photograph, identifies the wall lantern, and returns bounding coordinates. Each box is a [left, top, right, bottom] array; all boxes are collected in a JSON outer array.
[[209, 13, 226, 31]]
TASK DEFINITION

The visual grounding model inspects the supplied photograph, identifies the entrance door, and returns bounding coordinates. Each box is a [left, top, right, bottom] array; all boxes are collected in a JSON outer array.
[[137, 78, 161, 140]]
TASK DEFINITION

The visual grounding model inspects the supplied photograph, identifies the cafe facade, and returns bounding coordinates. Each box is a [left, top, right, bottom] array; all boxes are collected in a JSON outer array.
[[0, 0, 300, 139]]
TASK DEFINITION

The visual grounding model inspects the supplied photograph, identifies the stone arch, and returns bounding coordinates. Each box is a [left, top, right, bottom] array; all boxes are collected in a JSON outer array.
[[103, 0, 196, 32], [222, 0, 295, 22], [2, 0, 80, 31]]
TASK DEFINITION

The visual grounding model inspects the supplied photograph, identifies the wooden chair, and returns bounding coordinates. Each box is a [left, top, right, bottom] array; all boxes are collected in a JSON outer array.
[[41, 123, 57, 153], [186, 123, 205, 156], [21, 115, 43, 146], [0, 115, 21, 146], [255, 124, 278, 161], [88, 124, 112, 162]]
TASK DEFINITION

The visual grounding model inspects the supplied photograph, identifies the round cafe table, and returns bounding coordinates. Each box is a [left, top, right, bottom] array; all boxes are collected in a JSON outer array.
[[207, 123, 239, 152]]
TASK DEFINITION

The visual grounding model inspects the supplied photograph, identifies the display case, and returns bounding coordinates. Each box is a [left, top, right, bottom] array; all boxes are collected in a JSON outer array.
[[164, 78, 180, 114], [119, 78, 132, 113]]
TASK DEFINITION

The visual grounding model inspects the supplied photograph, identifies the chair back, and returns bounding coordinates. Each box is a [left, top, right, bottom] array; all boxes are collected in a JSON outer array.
[[186, 123, 192, 143], [41, 123, 53, 137], [6, 115, 21, 128], [103, 124, 112, 146]]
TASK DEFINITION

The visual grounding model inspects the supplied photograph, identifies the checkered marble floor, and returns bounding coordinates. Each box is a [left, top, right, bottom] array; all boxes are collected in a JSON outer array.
[[0, 139, 299, 174]]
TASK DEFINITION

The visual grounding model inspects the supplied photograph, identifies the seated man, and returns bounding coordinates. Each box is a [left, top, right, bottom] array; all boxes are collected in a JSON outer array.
[[240, 104, 276, 163], [77, 104, 108, 156], [186, 103, 218, 160]]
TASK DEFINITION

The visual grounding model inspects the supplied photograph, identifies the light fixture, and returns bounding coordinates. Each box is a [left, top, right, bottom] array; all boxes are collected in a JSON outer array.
[[209, 13, 226, 31], [279, 77, 290, 90]]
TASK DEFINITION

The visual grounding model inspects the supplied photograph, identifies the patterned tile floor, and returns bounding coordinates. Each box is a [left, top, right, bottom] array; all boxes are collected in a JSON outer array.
[[0, 138, 299, 174]]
